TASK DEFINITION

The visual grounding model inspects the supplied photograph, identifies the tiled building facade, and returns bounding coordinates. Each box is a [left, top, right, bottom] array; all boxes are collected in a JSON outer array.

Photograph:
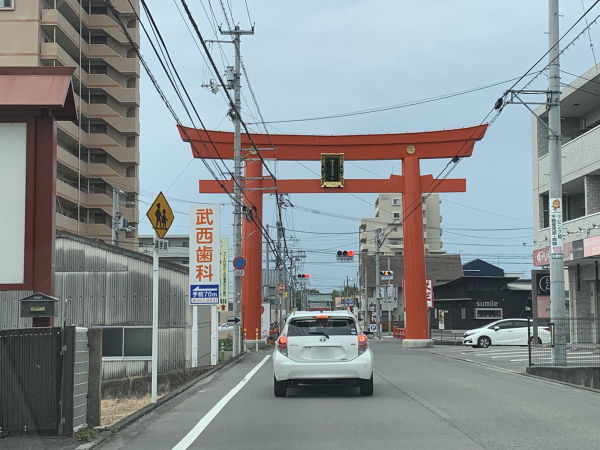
[[0, 0, 141, 250]]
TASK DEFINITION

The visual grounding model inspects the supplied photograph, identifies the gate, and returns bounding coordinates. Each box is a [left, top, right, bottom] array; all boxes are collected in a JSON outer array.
[[0, 327, 63, 434]]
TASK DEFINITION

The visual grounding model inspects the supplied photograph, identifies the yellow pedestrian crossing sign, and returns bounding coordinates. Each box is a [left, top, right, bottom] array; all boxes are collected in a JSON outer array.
[[146, 192, 174, 239]]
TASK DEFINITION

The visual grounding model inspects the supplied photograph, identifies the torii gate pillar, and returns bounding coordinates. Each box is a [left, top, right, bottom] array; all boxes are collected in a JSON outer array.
[[179, 124, 488, 346]]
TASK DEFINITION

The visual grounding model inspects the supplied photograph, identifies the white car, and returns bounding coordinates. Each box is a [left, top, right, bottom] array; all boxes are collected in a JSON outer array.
[[272, 310, 374, 397], [218, 322, 233, 331], [462, 318, 551, 348]]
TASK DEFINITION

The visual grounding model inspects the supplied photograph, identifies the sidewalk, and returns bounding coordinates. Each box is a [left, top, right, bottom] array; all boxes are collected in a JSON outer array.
[[0, 436, 82, 450]]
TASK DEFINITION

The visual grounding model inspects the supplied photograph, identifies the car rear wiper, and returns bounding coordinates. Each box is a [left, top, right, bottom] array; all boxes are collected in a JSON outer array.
[[308, 331, 329, 338]]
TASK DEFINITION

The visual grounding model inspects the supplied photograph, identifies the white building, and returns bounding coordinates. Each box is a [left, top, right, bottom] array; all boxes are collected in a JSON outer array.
[[532, 63, 600, 322], [359, 193, 444, 255]]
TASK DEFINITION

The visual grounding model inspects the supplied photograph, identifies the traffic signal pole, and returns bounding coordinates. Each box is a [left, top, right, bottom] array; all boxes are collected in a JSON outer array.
[[375, 228, 382, 340]]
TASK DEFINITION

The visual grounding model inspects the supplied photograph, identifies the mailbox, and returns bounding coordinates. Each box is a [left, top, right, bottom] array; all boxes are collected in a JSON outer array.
[[19, 293, 59, 318]]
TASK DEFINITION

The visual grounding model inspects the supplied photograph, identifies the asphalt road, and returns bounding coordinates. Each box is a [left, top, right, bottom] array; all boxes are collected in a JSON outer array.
[[95, 340, 600, 450]]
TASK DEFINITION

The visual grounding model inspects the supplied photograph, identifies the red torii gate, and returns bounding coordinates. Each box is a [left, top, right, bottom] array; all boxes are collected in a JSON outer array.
[[179, 124, 487, 346]]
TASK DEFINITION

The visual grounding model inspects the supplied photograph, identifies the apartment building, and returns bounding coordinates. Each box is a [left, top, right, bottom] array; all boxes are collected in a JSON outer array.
[[0, 0, 140, 250], [359, 193, 444, 256], [531, 63, 600, 322]]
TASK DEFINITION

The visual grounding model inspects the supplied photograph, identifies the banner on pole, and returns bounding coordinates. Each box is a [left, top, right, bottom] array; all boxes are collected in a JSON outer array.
[[220, 238, 229, 306], [549, 198, 563, 258], [189, 205, 220, 305]]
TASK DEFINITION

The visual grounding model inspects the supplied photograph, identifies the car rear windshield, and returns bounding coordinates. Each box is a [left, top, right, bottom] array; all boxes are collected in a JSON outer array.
[[287, 318, 358, 336]]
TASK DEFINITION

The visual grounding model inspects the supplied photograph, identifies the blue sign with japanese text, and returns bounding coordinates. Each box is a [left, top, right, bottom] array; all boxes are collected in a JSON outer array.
[[190, 284, 220, 305]]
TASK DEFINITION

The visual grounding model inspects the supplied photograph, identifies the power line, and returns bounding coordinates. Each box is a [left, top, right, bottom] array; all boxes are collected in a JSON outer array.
[[248, 75, 540, 125]]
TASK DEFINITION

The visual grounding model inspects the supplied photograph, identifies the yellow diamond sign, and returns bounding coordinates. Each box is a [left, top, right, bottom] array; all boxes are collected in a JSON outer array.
[[146, 192, 174, 239]]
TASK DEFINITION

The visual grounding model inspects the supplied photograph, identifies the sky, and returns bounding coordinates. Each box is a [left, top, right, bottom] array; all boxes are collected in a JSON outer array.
[[136, 1, 600, 292]]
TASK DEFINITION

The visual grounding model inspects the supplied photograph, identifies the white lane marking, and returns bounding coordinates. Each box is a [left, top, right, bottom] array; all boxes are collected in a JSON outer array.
[[172, 355, 271, 450]]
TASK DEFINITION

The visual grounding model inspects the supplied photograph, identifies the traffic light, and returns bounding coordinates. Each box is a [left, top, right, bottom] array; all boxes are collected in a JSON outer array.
[[297, 274, 310, 279], [336, 250, 355, 262], [380, 270, 394, 280]]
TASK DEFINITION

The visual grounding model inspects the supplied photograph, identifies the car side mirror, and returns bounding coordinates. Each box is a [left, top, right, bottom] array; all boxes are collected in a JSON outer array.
[[494, 326, 500, 331], [364, 332, 375, 339], [268, 333, 279, 342]]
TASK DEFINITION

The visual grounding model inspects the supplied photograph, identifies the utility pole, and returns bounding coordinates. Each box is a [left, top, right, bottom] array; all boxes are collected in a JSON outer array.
[[548, 0, 567, 365], [375, 228, 382, 340], [220, 25, 254, 357]]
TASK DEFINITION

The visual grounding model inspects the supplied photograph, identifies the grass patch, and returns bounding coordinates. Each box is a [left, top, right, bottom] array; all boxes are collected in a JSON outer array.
[[75, 427, 99, 442], [101, 394, 162, 428]]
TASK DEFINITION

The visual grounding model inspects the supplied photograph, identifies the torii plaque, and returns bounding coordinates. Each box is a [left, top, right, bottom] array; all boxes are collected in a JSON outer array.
[[179, 124, 487, 347]]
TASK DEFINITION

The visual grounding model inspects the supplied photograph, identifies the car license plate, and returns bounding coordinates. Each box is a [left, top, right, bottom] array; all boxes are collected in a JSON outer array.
[[311, 347, 335, 360]]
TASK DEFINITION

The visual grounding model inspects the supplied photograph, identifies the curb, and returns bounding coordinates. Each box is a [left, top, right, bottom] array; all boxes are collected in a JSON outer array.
[[76, 352, 247, 449]]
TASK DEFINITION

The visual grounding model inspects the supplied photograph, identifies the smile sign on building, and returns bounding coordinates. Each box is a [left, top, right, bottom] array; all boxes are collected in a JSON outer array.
[[189, 205, 220, 305]]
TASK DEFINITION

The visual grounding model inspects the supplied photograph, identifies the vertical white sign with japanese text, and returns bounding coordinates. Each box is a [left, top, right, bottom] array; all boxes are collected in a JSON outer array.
[[549, 198, 563, 258], [425, 279, 433, 309], [220, 238, 229, 308], [189, 205, 220, 305]]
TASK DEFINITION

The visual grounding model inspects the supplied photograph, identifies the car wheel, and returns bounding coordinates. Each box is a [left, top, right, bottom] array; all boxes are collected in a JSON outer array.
[[274, 376, 287, 398], [359, 374, 374, 397], [477, 336, 491, 348], [528, 336, 542, 345]]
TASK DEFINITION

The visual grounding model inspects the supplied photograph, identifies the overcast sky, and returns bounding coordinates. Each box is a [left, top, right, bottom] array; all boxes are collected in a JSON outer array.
[[136, 1, 600, 292]]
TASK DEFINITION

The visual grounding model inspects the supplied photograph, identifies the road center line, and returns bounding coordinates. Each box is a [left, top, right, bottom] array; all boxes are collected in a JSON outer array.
[[172, 355, 271, 450]]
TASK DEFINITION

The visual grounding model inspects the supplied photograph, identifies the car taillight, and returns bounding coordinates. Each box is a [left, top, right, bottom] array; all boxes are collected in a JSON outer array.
[[277, 335, 288, 357], [543, 327, 551, 331], [358, 333, 368, 355]]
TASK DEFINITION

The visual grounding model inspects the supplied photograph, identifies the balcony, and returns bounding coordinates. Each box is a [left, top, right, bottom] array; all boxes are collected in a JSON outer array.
[[537, 125, 600, 192], [57, 179, 85, 204], [87, 133, 139, 164], [88, 14, 140, 46], [87, 44, 139, 75], [110, 0, 141, 15], [56, 214, 84, 234], [88, 74, 139, 104], [57, 145, 85, 173], [86, 223, 112, 241], [87, 103, 140, 134]]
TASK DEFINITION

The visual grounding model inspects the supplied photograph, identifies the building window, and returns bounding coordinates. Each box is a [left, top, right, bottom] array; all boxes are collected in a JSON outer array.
[[389, 239, 403, 246], [182, 240, 189, 248], [90, 65, 108, 75], [461, 308, 466, 320], [90, 124, 107, 134], [474, 308, 503, 320], [394, 252, 402, 255], [90, 95, 107, 104], [90, 35, 108, 45], [90, 6, 108, 14], [393, 198, 400, 205], [102, 327, 152, 358], [0, 0, 14, 9], [392, 227, 398, 232], [393, 212, 400, 219]]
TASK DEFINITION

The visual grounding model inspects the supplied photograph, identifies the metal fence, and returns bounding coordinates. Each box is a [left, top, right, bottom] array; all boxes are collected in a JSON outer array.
[[73, 328, 89, 432], [430, 329, 464, 345], [0, 328, 63, 435], [528, 318, 600, 367]]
